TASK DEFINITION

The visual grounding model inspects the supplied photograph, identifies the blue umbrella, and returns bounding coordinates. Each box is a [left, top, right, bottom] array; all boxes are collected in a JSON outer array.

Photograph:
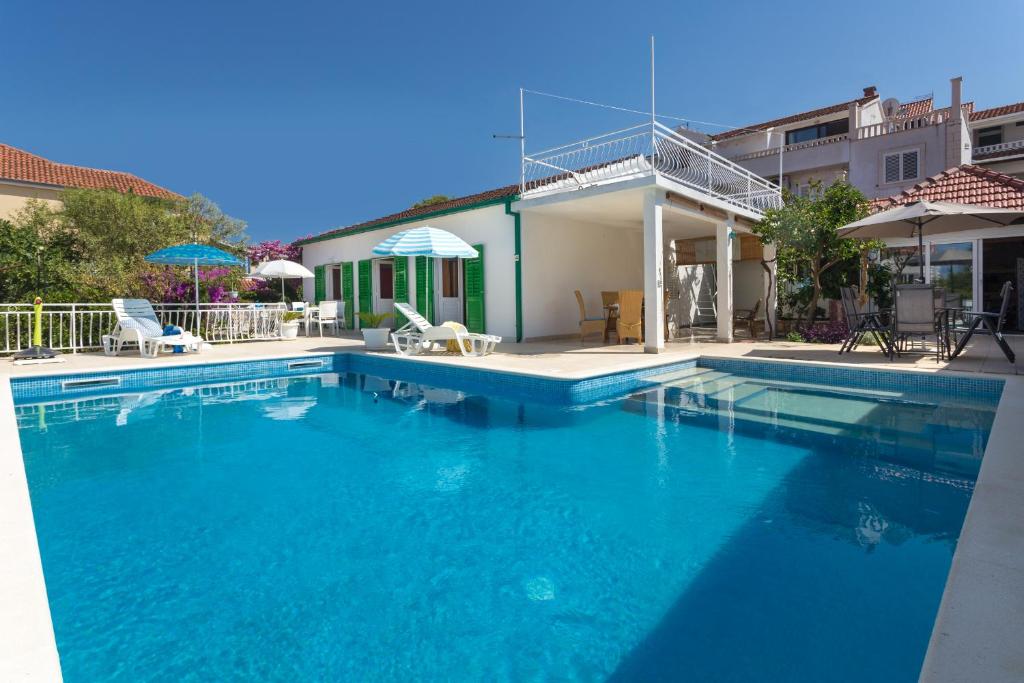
[[145, 244, 244, 324], [372, 226, 478, 258]]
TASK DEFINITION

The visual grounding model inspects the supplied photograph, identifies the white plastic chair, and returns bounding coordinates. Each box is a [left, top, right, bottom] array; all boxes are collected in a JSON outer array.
[[105, 299, 204, 358], [390, 302, 501, 357], [310, 300, 342, 336]]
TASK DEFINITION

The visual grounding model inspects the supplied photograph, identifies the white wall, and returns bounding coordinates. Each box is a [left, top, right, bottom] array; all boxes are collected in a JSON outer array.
[[300, 203, 517, 338], [849, 123, 949, 198], [520, 213, 643, 339]]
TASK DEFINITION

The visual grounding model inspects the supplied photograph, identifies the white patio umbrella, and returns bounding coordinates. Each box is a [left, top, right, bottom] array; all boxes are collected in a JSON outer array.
[[251, 259, 315, 301], [838, 201, 1024, 280], [372, 226, 478, 258]]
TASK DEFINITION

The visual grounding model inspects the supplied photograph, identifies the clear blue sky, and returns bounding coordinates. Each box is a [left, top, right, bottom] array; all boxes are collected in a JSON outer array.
[[4, 0, 1022, 242]]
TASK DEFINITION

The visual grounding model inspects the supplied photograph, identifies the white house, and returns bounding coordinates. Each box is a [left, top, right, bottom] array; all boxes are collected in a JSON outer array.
[[297, 123, 782, 352]]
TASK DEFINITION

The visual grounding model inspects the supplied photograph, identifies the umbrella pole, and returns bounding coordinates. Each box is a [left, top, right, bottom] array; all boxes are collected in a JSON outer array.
[[194, 258, 200, 335], [281, 277, 286, 302], [917, 220, 925, 282]]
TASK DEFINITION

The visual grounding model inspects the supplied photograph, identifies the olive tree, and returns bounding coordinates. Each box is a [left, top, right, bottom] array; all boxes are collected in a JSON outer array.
[[752, 179, 877, 325]]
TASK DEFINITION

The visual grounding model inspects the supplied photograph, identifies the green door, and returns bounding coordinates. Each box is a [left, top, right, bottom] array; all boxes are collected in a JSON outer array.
[[314, 265, 326, 304], [392, 256, 409, 329], [357, 259, 372, 328], [341, 262, 355, 329], [464, 244, 485, 334], [415, 255, 434, 324]]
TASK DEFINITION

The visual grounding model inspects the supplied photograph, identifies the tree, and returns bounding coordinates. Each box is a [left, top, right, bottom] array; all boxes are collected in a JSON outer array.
[[411, 195, 451, 209], [752, 179, 877, 325]]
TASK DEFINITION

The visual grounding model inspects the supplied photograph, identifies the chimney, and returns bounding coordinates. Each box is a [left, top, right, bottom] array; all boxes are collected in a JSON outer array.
[[862, 86, 878, 99], [945, 76, 969, 168], [950, 76, 963, 122]]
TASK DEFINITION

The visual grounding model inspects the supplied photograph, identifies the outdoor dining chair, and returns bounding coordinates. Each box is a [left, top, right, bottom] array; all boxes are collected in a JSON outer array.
[[892, 284, 944, 361], [950, 280, 1016, 364], [732, 298, 762, 339], [616, 290, 643, 344], [838, 286, 891, 356], [311, 300, 342, 336], [574, 290, 606, 344]]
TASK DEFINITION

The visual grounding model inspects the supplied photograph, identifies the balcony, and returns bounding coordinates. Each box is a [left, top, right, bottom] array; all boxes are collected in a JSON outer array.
[[973, 138, 1024, 160], [521, 122, 782, 215], [725, 132, 850, 178]]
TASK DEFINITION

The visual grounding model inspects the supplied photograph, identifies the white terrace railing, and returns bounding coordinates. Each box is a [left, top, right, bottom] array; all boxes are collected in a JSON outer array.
[[522, 122, 783, 214], [855, 110, 951, 140], [729, 132, 849, 162], [0, 302, 287, 355], [973, 138, 1024, 158]]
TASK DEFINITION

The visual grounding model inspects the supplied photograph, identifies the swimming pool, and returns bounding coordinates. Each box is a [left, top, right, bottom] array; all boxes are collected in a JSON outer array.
[[14, 356, 1000, 681]]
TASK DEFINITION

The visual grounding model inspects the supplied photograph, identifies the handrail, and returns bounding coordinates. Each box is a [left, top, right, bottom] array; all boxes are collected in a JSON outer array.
[[0, 302, 288, 355], [521, 121, 782, 214]]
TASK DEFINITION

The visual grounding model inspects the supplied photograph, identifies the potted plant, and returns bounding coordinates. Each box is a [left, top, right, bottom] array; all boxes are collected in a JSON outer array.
[[357, 312, 393, 350], [281, 311, 304, 339]]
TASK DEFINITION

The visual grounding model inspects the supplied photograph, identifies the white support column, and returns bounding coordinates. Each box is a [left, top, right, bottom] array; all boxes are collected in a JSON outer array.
[[643, 189, 665, 353], [716, 219, 734, 342], [763, 243, 778, 337]]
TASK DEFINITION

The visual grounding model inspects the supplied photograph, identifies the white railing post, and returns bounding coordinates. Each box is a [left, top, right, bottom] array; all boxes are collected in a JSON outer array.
[[69, 304, 77, 354]]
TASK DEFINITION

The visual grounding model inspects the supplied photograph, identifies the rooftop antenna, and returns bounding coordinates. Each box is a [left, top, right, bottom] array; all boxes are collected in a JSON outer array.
[[492, 87, 526, 192]]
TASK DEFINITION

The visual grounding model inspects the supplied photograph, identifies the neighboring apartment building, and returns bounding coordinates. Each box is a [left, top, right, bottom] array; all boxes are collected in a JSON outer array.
[[0, 143, 180, 220], [702, 78, 1024, 329]]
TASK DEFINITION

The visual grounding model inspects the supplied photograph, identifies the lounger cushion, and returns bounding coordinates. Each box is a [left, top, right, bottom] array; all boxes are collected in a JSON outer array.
[[120, 317, 164, 337]]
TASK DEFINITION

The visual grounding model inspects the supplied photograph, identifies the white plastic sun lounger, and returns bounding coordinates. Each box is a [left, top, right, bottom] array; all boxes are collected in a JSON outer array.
[[390, 302, 501, 357], [104, 298, 204, 358]]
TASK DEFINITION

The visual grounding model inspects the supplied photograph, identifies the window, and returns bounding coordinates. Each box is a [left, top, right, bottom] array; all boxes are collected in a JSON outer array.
[[378, 261, 394, 299], [785, 118, 849, 145], [977, 126, 1003, 147], [440, 258, 459, 297], [883, 149, 920, 183]]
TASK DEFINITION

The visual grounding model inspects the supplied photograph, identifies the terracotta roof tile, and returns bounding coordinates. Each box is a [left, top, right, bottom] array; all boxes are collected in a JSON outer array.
[[0, 143, 180, 200], [896, 97, 933, 118], [870, 164, 1024, 211], [970, 101, 1024, 122], [298, 185, 519, 244], [709, 94, 876, 142]]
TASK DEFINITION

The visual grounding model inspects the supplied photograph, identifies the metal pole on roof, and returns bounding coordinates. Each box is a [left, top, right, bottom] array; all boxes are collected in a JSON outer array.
[[650, 35, 656, 158], [519, 87, 526, 193]]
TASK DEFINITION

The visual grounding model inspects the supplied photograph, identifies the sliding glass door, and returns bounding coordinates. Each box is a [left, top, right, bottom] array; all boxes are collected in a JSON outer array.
[[928, 241, 977, 311]]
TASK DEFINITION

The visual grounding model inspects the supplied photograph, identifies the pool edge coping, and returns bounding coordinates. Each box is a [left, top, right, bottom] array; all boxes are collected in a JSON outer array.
[[0, 376, 63, 682], [1, 351, 1019, 682]]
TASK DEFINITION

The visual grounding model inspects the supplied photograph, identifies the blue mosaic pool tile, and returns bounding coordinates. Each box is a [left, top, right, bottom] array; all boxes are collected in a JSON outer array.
[[344, 354, 699, 405], [697, 357, 1004, 404], [10, 351, 1005, 407], [11, 354, 336, 404]]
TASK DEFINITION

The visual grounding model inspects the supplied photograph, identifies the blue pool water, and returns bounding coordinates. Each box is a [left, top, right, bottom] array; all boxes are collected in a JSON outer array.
[[15, 360, 997, 681]]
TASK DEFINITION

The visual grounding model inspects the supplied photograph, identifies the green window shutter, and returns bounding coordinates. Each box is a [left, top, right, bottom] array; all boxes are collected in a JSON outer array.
[[341, 262, 355, 329], [415, 255, 434, 324], [392, 256, 409, 329], [464, 244, 485, 334], [357, 259, 372, 328], [314, 265, 326, 304]]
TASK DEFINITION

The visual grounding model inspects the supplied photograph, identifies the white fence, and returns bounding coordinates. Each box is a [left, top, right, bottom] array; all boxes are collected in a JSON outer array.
[[0, 302, 287, 355], [522, 121, 783, 214]]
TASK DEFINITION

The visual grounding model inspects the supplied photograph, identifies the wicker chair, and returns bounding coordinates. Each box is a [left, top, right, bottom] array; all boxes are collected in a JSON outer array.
[[574, 290, 606, 344], [732, 298, 762, 339], [616, 290, 644, 344]]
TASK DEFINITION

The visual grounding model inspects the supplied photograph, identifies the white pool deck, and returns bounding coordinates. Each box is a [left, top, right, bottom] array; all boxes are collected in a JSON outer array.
[[2, 333, 1022, 682]]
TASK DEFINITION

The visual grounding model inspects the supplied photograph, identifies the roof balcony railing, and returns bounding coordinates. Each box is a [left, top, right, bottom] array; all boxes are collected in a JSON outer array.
[[522, 121, 782, 214], [973, 138, 1024, 157]]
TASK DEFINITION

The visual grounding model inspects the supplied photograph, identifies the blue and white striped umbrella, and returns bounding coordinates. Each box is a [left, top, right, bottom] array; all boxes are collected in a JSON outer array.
[[372, 226, 478, 258]]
